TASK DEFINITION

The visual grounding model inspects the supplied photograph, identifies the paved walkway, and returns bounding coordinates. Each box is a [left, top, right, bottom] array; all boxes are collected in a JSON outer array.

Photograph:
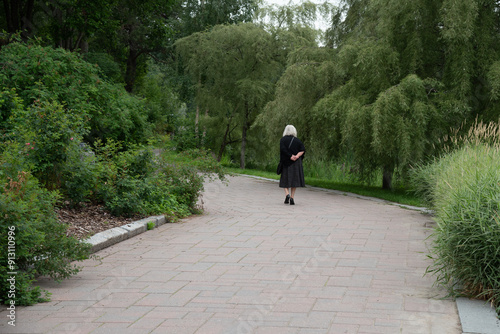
[[1, 175, 461, 334]]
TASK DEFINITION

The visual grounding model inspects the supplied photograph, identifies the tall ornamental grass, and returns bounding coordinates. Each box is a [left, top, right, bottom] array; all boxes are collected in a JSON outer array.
[[411, 121, 500, 314]]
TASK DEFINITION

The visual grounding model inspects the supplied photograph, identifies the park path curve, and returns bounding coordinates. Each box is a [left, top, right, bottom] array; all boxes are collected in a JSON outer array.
[[1, 175, 461, 334]]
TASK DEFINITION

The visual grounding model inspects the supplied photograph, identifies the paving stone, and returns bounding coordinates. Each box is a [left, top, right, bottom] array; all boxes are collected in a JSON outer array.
[[0, 175, 467, 334]]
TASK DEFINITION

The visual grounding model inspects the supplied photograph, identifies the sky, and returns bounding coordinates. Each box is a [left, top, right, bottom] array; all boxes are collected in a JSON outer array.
[[262, 0, 342, 31], [265, 0, 341, 6], [264, 0, 342, 10]]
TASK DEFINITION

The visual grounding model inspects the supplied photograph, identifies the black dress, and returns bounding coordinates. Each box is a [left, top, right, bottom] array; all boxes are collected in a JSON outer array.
[[279, 135, 306, 188]]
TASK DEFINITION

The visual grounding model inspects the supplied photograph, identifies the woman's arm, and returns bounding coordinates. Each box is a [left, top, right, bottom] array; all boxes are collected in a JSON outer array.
[[291, 151, 304, 161]]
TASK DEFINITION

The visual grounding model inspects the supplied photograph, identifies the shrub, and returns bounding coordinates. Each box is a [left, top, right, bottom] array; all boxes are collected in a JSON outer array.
[[83, 52, 122, 83], [8, 99, 85, 189], [102, 175, 145, 217], [92, 141, 221, 218], [412, 121, 500, 314], [61, 142, 99, 206], [140, 177, 190, 219], [0, 171, 91, 305], [93, 141, 152, 216], [158, 148, 227, 211], [0, 42, 152, 147], [0, 42, 100, 123], [160, 162, 204, 212], [2, 97, 100, 206], [0, 89, 24, 143]]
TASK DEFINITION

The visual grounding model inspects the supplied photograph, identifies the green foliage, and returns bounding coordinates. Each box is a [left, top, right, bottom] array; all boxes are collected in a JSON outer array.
[[254, 0, 500, 189], [30, 0, 117, 51], [176, 23, 283, 165], [136, 61, 182, 134], [105, 0, 178, 91], [140, 178, 190, 219], [371, 75, 439, 171], [158, 147, 227, 211], [8, 100, 84, 189], [255, 0, 339, 47], [61, 143, 99, 205], [171, 116, 200, 151], [255, 47, 338, 154], [0, 42, 101, 115], [92, 141, 151, 216], [89, 84, 152, 145], [0, 42, 152, 147], [0, 1, 233, 307], [0, 171, 91, 305], [84, 52, 123, 83], [411, 121, 500, 314], [175, 0, 258, 38], [0, 89, 24, 140], [374, 0, 442, 78], [92, 140, 225, 218]]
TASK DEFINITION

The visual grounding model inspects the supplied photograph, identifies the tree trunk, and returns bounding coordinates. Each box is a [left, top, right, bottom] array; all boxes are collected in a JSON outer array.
[[5, 0, 36, 39], [195, 105, 199, 140], [240, 103, 250, 169], [125, 48, 139, 92], [240, 122, 247, 169], [79, 39, 89, 53], [195, 75, 201, 143], [217, 121, 231, 162], [202, 109, 208, 141], [6, 0, 21, 32], [382, 165, 393, 190]]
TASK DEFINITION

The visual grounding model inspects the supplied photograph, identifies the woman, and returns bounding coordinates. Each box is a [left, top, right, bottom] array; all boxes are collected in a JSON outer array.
[[279, 125, 306, 205]]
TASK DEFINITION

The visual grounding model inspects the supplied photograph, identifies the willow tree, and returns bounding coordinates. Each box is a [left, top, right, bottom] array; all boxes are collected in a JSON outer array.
[[367, 0, 500, 186], [255, 0, 500, 188], [175, 23, 281, 168], [174, 0, 258, 38], [311, 36, 403, 186], [254, 47, 338, 160], [370, 75, 441, 188], [251, 0, 339, 166]]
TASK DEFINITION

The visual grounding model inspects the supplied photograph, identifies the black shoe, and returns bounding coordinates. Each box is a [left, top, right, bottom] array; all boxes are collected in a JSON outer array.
[[290, 198, 295, 205], [284, 195, 290, 204]]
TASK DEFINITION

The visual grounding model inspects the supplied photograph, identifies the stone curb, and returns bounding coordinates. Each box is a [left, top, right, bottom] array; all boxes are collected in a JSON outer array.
[[240, 174, 500, 334], [82, 215, 168, 253], [457, 298, 500, 334]]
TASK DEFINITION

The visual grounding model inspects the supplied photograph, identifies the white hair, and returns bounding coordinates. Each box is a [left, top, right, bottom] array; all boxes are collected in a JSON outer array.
[[283, 125, 297, 137]]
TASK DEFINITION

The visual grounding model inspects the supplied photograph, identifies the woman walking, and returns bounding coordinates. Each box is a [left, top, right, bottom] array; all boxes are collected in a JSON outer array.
[[279, 125, 306, 205]]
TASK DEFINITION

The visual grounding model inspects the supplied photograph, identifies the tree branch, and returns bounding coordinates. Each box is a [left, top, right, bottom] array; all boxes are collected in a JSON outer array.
[[148, 52, 171, 65]]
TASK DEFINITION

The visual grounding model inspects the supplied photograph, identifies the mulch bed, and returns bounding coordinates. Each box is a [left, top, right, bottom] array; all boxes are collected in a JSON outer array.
[[57, 203, 143, 240]]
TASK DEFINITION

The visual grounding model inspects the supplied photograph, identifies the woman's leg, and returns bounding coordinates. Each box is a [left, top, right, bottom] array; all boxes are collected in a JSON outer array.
[[284, 188, 290, 203], [289, 187, 297, 205]]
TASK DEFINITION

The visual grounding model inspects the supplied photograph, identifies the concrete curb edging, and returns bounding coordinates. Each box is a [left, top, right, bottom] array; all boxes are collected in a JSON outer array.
[[457, 298, 500, 334], [83, 215, 168, 253]]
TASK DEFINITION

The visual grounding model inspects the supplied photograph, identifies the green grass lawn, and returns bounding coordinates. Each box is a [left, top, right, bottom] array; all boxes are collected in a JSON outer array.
[[226, 167, 425, 208]]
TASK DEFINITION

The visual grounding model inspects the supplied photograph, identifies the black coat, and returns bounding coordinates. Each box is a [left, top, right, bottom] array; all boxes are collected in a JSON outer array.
[[280, 135, 306, 167]]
